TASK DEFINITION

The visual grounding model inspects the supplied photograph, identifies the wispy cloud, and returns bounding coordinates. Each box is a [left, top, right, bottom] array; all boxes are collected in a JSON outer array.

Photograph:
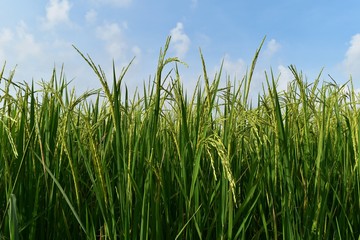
[[0, 28, 13, 44], [221, 54, 247, 79], [264, 39, 281, 58], [109, 0, 132, 6], [43, 0, 72, 29], [191, 0, 198, 9], [15, 22, 43, 61], [91, 0, 132, 7], [342, 33, 360, 79], [96, 22, 126, 60], [277, 65, 293, 91], [96, 21, 139, 63], [170, 22, 190, 58], [85, 9, 98, 24], [0, 22, 43, 62], [131, 46, 142, 64], [0, 28, 13, 60]]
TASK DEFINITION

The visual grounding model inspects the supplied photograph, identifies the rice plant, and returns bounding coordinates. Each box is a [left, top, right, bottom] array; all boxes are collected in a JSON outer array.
[[1, 37, 360, 239]]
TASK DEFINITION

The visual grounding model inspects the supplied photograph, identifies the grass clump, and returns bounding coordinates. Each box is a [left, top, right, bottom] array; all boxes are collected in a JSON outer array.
[[1, 37, 360, 239]]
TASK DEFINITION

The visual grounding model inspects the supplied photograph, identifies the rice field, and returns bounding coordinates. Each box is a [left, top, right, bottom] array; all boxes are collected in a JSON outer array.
[[1, 37, 360, 239]]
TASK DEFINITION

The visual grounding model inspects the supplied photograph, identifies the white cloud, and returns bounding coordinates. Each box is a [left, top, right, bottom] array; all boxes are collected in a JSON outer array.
[[221, 54, 247, 79], [92, 0, 132, 7], [132, 46, 141, 56], [191, 0, 198, 8], [96, 22, 122, 41], [131, 46, 141, 64], [170, 22, 190, 58], [342, 33, 360, 78], [85, 9, 97, 23], [277, 65, 293, 91], [264, 39, 281, 57], [0, 28, 13, 60], [96, 22, 128, 61], [0, 22, 43, 62], [15, 22, 42, 61], [43, 0, 72, 29], [0, 28, 13, 44], [111, 0, 132, 6], [95, 21, 141, 65]]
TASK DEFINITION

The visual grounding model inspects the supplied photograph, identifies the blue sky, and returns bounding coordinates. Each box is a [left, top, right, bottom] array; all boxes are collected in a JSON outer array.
[[1, 0, 360, 98]]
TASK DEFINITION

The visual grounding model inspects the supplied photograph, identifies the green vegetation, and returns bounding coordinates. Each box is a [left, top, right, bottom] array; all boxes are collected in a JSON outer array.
[[1, 37, 360, 239]]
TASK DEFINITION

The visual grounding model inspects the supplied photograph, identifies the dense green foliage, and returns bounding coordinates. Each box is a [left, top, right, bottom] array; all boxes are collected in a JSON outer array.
[[1, 38, 360, 239]]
